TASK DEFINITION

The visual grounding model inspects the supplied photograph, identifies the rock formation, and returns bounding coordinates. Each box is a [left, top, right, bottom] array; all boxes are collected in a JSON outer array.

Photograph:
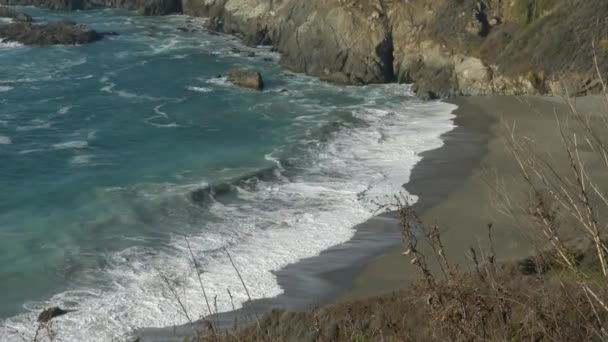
[[227, 68, 264, 91], [37, 307, 70, 323], [1, 0, 606, 98], [0, 19, 104, 45], [177, 0, 608, 98], [0, 5, 32, 22]]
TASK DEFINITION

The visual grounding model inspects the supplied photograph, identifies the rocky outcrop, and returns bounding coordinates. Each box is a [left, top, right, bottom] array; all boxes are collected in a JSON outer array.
[[0, 5, 32, 22], [187, 0, 395, 85], [227, 68, 264, 90], [0, 19, 104, 45], [0, 0, 181, 15], [38, 307, 70, 323], [2, 0, 606, 98], [182, 0, 607, 98]]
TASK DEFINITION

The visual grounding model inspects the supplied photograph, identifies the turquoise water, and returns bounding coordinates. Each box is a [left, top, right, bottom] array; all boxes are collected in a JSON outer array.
[[0, 8, 455, 341]]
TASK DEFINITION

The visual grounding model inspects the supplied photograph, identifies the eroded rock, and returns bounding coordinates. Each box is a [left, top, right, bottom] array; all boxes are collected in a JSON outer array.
[[0, 5, 32, 22], [38, 307, 69, 323], [0, 20, 103, 45], [227, 68, 264, 91]]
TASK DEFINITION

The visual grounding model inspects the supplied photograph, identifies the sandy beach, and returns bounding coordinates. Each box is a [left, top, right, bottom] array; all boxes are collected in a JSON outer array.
[[136, 94, 608, 340], [346, 95, 608, 299]]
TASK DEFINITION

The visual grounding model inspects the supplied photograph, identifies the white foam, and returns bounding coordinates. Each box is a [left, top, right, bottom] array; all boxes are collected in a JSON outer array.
[[186, 86, 212, 93], [172, 54, 189, 59], [0, 39, 22, 49], [57, 106, 72, 115], [0, 85, 13, 92], [151, 37, 180, 55], [144, 104, 181, 128], [70, 155, 94, 165], [63, 56, 87, 68], [53, 140, 89, 150], [101, 82, 173, 102], [0, 135, 12, 145], [0, 85, 456, 342], [16, 120, 52, 131], [18, 148, 44, 155], [204, 76, 229, 87]]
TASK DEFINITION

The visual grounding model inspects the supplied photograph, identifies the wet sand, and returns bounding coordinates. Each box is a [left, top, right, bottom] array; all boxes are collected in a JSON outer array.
[[137, 95, 488, 340], [346, 95, 606, 299], [138, 95, 607, 340]]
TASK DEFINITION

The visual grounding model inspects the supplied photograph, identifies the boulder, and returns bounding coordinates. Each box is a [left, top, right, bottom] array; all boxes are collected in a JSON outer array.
[[453, 56, 492, 96], [0, 20, 103, 45], [38, 307, 69, 323], [227, 68, 264, 91], [0, 5, 32, 22]]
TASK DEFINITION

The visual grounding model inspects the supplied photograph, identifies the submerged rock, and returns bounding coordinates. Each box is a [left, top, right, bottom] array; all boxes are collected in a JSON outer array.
[[0, 20, 103, 45], [0, 5, 32, 22], [227, 68, 264, 91]]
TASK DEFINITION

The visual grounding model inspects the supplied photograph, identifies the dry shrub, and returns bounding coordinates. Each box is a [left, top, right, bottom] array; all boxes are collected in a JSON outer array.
[[398, 57, 608, 341]]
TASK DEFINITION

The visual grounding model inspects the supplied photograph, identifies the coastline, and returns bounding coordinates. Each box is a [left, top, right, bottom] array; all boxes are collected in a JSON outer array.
[[136, 96, 489, 340], [346, 95, 605, 299], [343, 96, 499, 299], [138, 94, 608, 341], [2, 2, 607, 340]]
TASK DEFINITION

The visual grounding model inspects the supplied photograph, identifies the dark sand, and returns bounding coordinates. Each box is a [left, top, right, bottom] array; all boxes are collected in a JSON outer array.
[[138, 95, 605, 340]]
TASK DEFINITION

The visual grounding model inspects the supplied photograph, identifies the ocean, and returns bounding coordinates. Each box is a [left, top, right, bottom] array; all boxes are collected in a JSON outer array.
[[0, 7, 455, 341]]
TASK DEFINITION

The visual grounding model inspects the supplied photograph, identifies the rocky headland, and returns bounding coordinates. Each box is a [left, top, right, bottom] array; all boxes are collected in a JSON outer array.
[[1, 0, 606, 98], [0, 6, 112, 45], [0, 19, 106, 45]]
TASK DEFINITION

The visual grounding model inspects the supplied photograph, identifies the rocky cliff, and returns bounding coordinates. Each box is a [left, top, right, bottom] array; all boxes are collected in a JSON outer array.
[[184, 0, 608, 98], [3, 0, 607, 98]]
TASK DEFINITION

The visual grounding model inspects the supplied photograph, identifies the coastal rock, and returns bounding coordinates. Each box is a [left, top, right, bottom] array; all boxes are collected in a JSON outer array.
[[38, 307, 69, 323], [0, 20, 103, 45], [0, 5, 32, 22], [0, 0, 80, 10], [185, 0, 395, 85], [1, 0, 606, 98], [227, 68, 264, 91], [186, 0, 608, 98], [453, 56, 492, 96], [0, 0, 181, 15]]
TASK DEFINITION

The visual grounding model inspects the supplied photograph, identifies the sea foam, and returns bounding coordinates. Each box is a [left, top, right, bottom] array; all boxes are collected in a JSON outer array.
[[53, 140, 89, 150], [0, 85, 456, 342], [186, 86, 212, 93]]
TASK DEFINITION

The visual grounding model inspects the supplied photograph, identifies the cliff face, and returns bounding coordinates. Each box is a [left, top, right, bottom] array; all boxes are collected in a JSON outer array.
[[183, 0, 395, 85], [182, 0, 608, 98], [4, 0, 607, 98]]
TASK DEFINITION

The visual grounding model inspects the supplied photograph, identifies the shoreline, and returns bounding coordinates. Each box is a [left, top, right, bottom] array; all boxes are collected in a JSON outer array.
[[139, 94, 602, 340], [136, 96, 489, 340], [346, 95, 604, 299], [343, 96, 497, 299]]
